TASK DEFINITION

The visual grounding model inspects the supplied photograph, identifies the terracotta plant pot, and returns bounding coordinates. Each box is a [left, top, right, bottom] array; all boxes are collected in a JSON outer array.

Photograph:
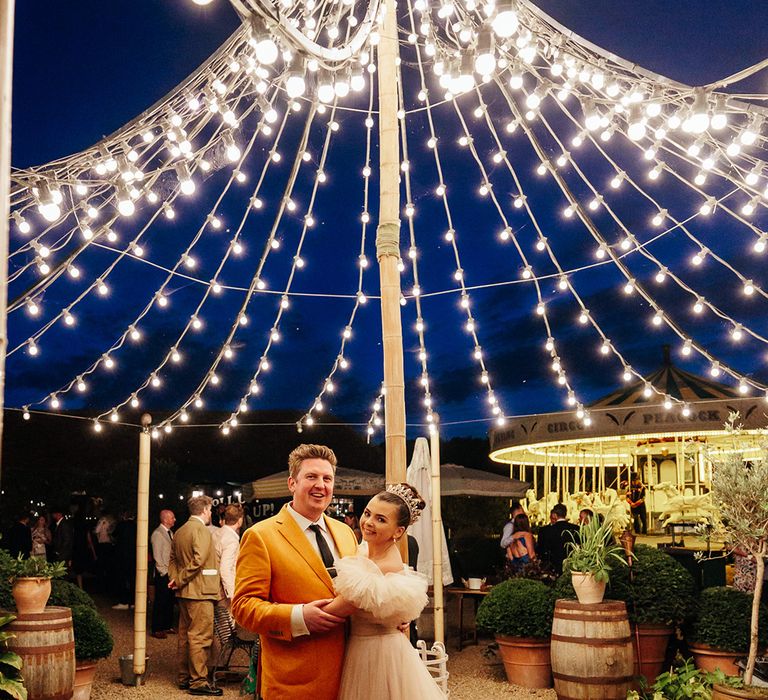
[[633, 624, 673, 683], [73, 660, 98, 700], [688, 642, 740, 676], [571, 572, 606, 605], [12, 577, 52, 614], [712, 684, 768, 700], [495, 635, 552, 688]]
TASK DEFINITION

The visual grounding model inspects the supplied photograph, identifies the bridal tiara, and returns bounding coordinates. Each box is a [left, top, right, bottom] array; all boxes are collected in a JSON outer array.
[[386, 483, 423, 525]]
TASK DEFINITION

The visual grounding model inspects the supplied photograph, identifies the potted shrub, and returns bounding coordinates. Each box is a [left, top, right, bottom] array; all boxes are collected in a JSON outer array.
[[71, 605, 114, 700], [708, 419, 768, 696], [563, 517, 626, 604], [8, 556, 67, 615], [0, 612, 26, 700], [687, 586, 768, 679], [476, 578, 555, 688], [556, 544, 696, 681]]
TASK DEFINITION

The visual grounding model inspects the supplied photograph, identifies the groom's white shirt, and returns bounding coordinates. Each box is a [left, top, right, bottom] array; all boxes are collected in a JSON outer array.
[[287, 504, 347, 637]]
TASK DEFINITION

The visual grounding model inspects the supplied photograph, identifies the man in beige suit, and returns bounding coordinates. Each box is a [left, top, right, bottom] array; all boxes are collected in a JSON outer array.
[[169, 495, 221, 697], [233, 444, 359, 700]]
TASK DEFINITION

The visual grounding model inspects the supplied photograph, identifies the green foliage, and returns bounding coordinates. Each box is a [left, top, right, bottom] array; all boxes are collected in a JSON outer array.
[[687, 586, 768, 653], [709, 415, 768, 684], [563, 517, 626, 583], [627, 657, 743, 700], [49, 580, 96, 609], [71, 605, 113, 661], [554, 545, 696, 626], [476, 578, 555, 639], [711, 419, 768, 560], [7, 556, 66, 582], [0, 612, 27, 700], [0, 551, 14, 612]]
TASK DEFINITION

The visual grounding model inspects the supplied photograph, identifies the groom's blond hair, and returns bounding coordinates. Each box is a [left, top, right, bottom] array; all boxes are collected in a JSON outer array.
[[288, 444, 337, 479]]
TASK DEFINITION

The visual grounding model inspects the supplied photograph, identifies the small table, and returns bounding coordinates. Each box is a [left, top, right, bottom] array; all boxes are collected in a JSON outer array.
[[444, 587, 490, 651]]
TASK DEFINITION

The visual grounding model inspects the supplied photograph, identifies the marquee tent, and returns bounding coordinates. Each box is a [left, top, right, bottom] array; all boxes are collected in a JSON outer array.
[[242, 463, 528, 500]]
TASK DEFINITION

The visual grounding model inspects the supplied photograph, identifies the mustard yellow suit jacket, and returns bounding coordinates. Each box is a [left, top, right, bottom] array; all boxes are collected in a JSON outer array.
[[232, 505, 358, 700]]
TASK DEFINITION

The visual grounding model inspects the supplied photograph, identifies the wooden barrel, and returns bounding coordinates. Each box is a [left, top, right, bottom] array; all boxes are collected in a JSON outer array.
[[5, 606, 75, 700], [550, 599, 635, 699]]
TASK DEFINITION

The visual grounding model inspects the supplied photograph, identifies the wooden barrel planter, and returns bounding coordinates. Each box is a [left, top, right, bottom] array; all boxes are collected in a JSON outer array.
[[5, 606, 75, 700], [550, 600, 635, 699]]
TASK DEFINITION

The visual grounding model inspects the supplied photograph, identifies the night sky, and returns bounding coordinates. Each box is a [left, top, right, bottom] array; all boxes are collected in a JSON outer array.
[[8, 0, 768, 439]]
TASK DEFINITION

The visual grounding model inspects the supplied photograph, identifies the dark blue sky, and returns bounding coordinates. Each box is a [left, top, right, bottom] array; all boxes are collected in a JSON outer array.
[[8, 1, 768, 437]]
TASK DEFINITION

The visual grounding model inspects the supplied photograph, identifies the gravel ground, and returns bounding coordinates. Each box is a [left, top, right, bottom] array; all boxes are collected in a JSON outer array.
[[89, 596, 556, 699]]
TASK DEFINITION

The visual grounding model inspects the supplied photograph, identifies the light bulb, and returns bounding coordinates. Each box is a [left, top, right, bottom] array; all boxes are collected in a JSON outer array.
[[38, 202, 61, 222], [254, 38, 278, 65], [285, 74, 306, 98], [627, 105, 646, 141], [491, 2, 518, 37]]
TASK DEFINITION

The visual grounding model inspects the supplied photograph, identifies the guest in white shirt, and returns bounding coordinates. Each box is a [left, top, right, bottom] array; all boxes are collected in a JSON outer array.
[[214, 505, 244, 609], [150, 509, 176, 638]]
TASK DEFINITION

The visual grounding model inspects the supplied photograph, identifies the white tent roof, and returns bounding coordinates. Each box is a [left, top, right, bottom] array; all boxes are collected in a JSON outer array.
[[242, 463, 527, 500]]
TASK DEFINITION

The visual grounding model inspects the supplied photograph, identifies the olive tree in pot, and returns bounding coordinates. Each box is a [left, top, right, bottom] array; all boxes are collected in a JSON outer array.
[[476, 578, 555, 688], [555, 544, 696, 682], [563, 517, 626, 604], [8, 556, 67, 615], [706, 416, 768, 696], [71, 605, 114, 700], [686, 587, 768, 679]]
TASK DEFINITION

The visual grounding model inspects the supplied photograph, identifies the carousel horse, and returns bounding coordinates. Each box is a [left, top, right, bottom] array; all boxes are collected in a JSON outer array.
[[652, 482, 718, 525]]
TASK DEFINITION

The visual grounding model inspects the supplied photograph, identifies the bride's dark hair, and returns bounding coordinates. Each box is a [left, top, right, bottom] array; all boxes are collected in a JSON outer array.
[[376, 483, 426, 527]]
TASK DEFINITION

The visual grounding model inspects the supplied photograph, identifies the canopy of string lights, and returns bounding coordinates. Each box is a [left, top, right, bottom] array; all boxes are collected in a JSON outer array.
[[7, 0, 768, 442]]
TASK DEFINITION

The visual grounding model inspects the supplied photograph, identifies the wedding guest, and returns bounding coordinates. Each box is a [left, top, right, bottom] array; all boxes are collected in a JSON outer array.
[[31, 515, 51, 559]]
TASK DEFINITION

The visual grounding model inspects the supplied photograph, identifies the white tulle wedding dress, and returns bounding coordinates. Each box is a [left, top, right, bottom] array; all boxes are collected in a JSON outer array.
[[334, 549, 446, 700]]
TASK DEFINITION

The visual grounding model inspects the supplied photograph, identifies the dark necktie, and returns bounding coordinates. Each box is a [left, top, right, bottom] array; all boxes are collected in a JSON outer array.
[[168, 529, 173, 540], [308, 524, 336, 578]]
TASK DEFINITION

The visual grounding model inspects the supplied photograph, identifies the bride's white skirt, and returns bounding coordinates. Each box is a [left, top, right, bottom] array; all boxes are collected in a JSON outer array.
[[338, 629, 446, 700]]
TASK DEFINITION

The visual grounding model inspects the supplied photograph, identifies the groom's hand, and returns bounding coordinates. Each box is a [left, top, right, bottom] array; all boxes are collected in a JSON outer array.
[[304, 599, 345, 633]]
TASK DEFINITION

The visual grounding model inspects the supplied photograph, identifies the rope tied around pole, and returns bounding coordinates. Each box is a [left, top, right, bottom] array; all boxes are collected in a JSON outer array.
[[376, 221, 401, 258]]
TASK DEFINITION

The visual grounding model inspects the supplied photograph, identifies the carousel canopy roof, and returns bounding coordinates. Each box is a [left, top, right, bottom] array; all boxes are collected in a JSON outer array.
[[489, 347, 763, 466], [590, 347, 740, 408]]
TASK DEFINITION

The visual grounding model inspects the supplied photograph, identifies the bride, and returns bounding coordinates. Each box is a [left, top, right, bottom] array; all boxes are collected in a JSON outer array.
[[322, 483, 446, 700]]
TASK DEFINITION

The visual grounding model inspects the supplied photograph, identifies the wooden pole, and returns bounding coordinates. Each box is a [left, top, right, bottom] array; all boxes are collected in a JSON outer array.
[[430, 424, 444, 645], [376, 0, 406, 557], [0, 0, 15, 488], [133, 414, 152, 679]]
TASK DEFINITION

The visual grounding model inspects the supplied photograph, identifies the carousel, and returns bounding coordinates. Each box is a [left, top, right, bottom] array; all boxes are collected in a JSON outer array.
[[489, 347, 768, 530]]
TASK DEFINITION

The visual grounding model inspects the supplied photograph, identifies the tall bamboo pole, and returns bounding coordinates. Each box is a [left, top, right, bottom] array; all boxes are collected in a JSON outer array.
[[0, 0, 15, 487], [133, 414, 152, 680], [429, 424, 444, 645], [376, 0, 406, 552]]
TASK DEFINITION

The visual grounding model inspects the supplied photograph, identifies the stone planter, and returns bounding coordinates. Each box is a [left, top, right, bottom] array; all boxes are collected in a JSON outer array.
[[11, 577, 52, 615], [495, 635, 552, 688], [571, 572, 606, 605], [73, 660, 98, 700], [689, 642, 740, 676]]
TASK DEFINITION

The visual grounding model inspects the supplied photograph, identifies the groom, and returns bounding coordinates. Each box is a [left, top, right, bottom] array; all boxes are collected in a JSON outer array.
[[232, 444, 359, 699]]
